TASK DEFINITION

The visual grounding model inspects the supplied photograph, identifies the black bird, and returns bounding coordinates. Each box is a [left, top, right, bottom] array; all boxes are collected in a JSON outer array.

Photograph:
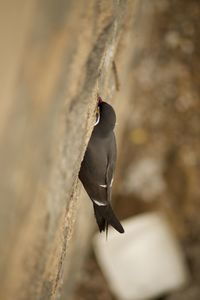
[[79, 97, 124, 234]]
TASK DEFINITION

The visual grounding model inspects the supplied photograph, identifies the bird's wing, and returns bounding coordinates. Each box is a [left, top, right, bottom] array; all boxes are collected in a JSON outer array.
[[79, 132, 116, 206], [105, 132, 117, 202], [79, 146, 108, 206]]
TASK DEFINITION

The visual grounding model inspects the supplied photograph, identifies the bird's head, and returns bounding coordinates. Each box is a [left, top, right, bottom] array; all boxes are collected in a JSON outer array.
[[94, 96, 116, 134]]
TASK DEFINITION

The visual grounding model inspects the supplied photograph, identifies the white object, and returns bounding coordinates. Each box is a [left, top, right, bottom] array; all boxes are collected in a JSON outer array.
[[93, 212, 189, 300]]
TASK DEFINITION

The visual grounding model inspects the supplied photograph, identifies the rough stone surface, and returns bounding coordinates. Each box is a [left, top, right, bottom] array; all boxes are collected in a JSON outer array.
[[0, 1, 137, 299]]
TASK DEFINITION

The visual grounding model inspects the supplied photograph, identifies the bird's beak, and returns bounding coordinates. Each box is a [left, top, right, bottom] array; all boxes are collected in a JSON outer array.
[[98, 96, 103, 104]]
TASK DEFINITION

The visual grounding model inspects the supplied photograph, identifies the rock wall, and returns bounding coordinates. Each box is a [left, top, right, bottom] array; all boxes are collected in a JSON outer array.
[[0, 1, 138, 299]]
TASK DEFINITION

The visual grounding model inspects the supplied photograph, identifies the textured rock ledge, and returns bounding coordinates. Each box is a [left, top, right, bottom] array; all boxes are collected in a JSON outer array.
[[0, 1, 138, 299]]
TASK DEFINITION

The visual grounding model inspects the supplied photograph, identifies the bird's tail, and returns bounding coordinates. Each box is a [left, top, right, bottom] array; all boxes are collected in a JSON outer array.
[[93, 203, 124, 234]]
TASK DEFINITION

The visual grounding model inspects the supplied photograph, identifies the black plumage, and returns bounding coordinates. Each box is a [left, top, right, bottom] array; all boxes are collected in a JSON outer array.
[[79, 97, 124, 234]]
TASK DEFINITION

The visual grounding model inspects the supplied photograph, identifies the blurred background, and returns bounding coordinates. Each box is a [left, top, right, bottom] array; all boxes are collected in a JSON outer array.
[[74, 1, 200, 299], [0, 1, 200, 300]]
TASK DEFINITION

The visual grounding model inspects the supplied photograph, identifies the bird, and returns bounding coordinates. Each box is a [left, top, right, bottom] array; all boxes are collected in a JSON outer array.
[[79, 96, 124, 234]]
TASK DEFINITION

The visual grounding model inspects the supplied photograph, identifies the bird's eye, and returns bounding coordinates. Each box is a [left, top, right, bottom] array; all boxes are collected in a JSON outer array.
[[94, 107, 100, 126]]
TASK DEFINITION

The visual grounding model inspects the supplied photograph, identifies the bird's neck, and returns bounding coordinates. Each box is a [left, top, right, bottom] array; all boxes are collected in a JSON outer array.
[[93, 123, 113, 138]]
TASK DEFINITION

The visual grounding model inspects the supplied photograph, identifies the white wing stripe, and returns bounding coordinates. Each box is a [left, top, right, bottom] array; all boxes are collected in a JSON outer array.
[[99, 179, 113, 188], [99, 184, 107, 188], [93, 199, 107, 206], [110, 178, 114, 187]]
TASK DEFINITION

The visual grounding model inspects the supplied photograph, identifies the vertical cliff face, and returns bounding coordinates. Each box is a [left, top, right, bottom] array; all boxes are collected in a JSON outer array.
[[0, 1, 138, 299]]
